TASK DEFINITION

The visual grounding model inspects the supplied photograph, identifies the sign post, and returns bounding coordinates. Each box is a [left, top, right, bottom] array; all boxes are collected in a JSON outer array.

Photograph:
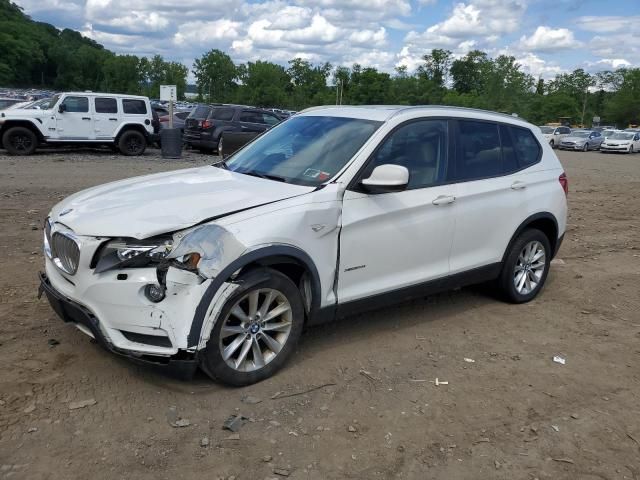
[[160, 85, 177, 128]]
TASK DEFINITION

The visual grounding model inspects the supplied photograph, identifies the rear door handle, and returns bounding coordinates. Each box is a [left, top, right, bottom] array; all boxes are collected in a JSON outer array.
[[109, 118, 117, 121], [511, 181, 527, 190], [432, 195, 456, 206], [82, 117, 91, 121]]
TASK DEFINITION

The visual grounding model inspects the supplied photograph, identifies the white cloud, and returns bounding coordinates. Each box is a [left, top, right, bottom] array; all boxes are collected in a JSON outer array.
[[174, 19, 242, 45], [575, 16, 640, 33], [518, 26, 580, 52]]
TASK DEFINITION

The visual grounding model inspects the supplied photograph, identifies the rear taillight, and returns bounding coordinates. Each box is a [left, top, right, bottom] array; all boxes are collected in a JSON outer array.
[[559, 172, 568, 196], [202, 120, 212, 129]]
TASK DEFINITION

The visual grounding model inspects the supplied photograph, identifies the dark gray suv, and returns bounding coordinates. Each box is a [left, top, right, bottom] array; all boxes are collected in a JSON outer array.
[[183, 104, 283, 153]]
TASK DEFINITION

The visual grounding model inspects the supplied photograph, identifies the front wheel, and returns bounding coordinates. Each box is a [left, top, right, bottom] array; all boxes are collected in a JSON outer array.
[[200, 268, 305, 386], [498, 229, 551, 303], [2, 127, 37, 155], [118, 130, 146, 156], [629, 146, 634, 154], [583, 143, 589, 152]]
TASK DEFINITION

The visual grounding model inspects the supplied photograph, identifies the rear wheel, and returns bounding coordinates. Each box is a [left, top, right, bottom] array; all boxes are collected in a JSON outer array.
[[217, 136, 224, 157], [200, 268, 305, 386], [118, 130, 146, 156], [498, 229, 551, 303], [2, 127, 37, 155]]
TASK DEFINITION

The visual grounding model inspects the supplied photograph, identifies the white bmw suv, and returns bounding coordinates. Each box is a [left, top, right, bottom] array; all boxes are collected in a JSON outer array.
[[39, 106, 568, 385]]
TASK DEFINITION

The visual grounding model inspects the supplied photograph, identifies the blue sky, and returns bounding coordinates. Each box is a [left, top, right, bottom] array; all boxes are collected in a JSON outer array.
[[13, 0, 640, 80]]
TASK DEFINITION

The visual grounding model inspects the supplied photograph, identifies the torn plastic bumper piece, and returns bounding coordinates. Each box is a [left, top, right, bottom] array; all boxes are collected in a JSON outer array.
[[38, 272, 198, 379]]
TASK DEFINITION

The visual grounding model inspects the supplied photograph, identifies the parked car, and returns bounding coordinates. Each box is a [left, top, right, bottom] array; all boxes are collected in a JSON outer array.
[[0, 92, 155, 155], [39, 106, 568, 385], [538, 125, 571, 148], [159, 111, 190, 133], [600, 131, 640, 153], [183, 104, 283, 153], [558, 130, 604, 151], [601, 129, 617, 140], [0, 97, 23, 110]]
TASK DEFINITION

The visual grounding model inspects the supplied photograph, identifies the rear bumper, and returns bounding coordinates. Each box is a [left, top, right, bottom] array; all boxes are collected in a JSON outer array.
[[183, 131, 217, 149], [38, 272, 198, 379]]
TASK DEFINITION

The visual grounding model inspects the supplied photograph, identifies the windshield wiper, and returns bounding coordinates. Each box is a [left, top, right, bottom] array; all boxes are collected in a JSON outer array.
[[241, 170, 287, 183], [214, 158, 229, 169]]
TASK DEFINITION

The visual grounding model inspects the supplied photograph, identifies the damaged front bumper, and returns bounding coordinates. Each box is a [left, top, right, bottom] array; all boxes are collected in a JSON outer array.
[[38, 272, 199, 379]]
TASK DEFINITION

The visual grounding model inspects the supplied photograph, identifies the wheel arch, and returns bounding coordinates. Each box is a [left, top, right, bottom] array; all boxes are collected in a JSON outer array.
[[0, 120, 45, 142], [114, 123, 149, 143], [502, 212, 560, 264], [188, 245, 322, 348]]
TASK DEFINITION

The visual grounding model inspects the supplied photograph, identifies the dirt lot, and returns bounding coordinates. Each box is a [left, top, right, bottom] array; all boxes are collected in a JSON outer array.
[[0, 146, 639, 480]]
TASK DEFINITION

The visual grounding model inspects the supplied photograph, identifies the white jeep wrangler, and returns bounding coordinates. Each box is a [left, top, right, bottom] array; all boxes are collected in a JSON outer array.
[[0, 92, 155, 156]]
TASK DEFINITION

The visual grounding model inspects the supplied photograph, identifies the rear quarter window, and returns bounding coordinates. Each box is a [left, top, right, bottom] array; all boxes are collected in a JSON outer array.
[[190, 105, 211, 119], [210, 108, 235, 121], [122, 99, 147, 115], [510, 126, 541, 169]]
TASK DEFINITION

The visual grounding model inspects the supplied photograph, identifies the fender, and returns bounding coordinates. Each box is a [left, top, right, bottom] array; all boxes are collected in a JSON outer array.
[[501, 212, 560, 263], [0, 118, 46, 140], [113, 122, 153, 139], [187, 245, 323, 348]]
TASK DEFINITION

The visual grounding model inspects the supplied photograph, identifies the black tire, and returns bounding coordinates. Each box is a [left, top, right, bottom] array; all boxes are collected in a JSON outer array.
[[583, 143, 589, 152], [118, 130, 146, 156], [498, 228, 551, 304], [2, 126, 37, 155], [199, 147, 213, 154], [549, 140, 554, 148], [217, 136, 224, 156], [629, 146, 634, 154], [200, 268, 305, 386]]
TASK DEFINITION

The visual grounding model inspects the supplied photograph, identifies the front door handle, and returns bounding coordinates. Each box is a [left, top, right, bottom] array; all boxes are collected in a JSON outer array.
[[432, 195, 456, 206], [511, 181, 527, 190], [82, 117, 91, 121]]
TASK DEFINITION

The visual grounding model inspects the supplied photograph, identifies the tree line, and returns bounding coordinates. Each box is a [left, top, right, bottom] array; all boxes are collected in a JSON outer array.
[[2, 0, 639, 126]]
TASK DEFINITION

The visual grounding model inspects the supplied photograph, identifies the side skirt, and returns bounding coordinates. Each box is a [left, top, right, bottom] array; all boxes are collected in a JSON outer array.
[[309, 262, 502, 325]]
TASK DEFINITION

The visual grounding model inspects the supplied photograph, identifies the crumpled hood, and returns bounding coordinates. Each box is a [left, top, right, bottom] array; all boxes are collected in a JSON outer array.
[[50, 166, 312, 238]]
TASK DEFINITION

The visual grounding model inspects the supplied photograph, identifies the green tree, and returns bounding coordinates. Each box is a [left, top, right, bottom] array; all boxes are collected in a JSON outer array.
[[192, 49, 238, 103]]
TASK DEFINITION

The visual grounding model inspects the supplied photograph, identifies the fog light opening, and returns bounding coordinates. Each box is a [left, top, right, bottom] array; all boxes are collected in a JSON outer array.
[[144, 283, 166, 303]]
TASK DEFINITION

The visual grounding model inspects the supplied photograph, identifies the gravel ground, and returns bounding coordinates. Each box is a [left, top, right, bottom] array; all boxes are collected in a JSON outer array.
[[0, 146, 639, 480]]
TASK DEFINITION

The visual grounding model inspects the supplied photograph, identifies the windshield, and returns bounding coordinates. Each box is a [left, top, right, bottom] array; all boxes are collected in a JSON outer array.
[[602, 130, 615, 137], [539, 126, 554, 134], [571, 131, 590, 138], [225, 115, 382, 186], [44, 94, 60, 110], [610, 132, 634, 140]]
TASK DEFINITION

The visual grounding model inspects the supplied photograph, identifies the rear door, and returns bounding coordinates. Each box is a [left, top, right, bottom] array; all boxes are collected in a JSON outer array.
[[54, 95, 94, 140], [93, 96, 120, 139], [237, 110, 280, 134], [448, 120, 543, 273]]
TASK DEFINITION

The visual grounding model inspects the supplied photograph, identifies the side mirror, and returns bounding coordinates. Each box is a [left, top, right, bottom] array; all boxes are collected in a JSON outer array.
[[554, 131, 560, 135], [58, 103, 66, 113], [361, 164, 409, 194]]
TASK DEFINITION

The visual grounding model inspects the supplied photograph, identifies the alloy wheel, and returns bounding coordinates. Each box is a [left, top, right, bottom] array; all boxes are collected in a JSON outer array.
[[11, 134, 32, 152], [218, 288, 293, 372], [583, 143, 589, 152], [513, 240, 546, 295], [126, 137, 142, 154]]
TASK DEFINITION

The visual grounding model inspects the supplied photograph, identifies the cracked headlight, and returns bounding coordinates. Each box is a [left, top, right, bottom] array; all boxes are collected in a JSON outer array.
[[94, 237, 173, 273]]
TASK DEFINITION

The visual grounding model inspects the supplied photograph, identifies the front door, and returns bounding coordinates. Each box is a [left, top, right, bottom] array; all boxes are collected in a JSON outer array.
[[338, 119, 456, 303], [55, 96, 94, 140]]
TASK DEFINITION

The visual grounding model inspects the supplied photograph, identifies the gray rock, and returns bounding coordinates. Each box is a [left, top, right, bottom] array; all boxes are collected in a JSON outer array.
[[200, 437, 210, 447], [69, 399, 96, 410]]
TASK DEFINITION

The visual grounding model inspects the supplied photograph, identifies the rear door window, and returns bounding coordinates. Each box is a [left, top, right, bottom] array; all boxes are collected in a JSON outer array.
[[239, 111, 261, 123], [454, 120, 502, 181], [122, 99, 147, 114], [95, 97, 118, 114], [210, 108, 235, 121], [510, 126, 541, 169]]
